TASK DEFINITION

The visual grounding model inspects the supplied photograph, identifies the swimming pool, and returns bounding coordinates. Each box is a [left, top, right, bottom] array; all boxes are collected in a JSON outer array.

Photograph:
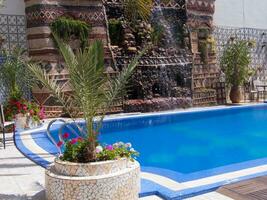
[[49, 104, 267, 174], [15, 104, 267, 199]]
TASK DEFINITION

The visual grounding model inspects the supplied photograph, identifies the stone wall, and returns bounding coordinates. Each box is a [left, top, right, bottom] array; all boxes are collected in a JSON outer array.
[[105, 0, 194, 112]]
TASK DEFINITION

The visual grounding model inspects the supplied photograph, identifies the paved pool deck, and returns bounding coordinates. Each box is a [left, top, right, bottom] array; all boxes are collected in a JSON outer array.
[[0, 132, 45, 200]]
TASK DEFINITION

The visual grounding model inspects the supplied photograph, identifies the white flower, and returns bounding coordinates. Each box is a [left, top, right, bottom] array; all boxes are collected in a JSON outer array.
[[125, 143, 132, 148], [130, 148, 135, 152], [113, 143, 119, 148], [95, 145, 103, 153], [118, 141, 124, 146]]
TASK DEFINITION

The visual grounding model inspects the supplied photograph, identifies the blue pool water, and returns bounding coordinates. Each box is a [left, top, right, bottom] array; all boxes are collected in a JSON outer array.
[[49, 105, 267, 174]]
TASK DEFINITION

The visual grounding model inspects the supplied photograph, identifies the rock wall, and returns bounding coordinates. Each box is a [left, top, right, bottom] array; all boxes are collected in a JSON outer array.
[[105, 0, 194, 112]]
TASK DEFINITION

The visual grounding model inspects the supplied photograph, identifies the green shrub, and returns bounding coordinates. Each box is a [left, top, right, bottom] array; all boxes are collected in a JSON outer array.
[[50, 17, 91, 49], [108, 19, 124, 46]]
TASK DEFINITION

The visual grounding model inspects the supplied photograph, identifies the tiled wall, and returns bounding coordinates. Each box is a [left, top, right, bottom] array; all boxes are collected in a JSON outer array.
[[0, 14, 27, 52]]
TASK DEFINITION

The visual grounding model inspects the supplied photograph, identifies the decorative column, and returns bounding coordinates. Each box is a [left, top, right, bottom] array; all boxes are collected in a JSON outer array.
[[24, 0, 111, 117], [186, 0, 222, 106]]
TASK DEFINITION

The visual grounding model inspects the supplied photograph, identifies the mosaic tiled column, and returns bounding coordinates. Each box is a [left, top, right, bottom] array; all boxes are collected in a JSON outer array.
[[24, 0, 112, 117]]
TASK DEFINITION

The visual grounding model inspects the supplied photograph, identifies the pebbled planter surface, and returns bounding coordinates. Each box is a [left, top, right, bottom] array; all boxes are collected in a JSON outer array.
[[45, 158, 140, 200]]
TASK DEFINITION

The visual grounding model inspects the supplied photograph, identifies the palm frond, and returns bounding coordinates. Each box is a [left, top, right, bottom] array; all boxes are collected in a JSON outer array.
[[27, 63, 80, 118]]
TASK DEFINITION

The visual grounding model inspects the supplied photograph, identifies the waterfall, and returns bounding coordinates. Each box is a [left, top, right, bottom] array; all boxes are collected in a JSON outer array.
[[153, 0, 176, 47]]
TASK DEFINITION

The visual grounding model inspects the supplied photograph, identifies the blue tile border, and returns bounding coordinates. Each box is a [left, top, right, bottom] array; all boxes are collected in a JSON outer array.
[[14, 130, 51, 168]]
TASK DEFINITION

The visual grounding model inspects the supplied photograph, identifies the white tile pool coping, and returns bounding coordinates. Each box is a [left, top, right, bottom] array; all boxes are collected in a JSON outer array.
[[15, 103, 267, 199]]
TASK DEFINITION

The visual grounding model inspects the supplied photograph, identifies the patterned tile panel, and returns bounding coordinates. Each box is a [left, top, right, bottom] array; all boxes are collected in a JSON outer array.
[[0, 14, 27, 52]]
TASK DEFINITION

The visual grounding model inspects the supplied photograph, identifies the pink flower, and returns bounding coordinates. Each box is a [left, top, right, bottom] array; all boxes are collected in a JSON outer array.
[[57, 141, 63, 147], [38, 107, 46, 120], [70, 138, 78, 145], [106, 145, 113, 151], [62, 132, 69, 139], [29, 109, 34, 115]]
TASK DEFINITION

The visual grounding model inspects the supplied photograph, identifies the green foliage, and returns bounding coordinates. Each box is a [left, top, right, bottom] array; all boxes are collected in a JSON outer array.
[[62, 138, 91, 163], [4, 97, 45, 122], [50, 17, 91, 49], [198, 40, 208, 64], [151, 24, 164, 46], [175, 23, 186, 47], [198, 28, 210, 39], [27, 33, 144, 162], [0, 48, 35, 100], [0, 0, 5, 8], [123, 0, 153, 25], [221, 40, 252, 87], [61, 138, 139, 163], [108, 19, 124, 46], [96, 143, 139, 162]]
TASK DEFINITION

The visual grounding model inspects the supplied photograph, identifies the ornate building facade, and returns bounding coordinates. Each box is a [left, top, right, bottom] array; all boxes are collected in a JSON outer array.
[[1, 0, 229, 115]]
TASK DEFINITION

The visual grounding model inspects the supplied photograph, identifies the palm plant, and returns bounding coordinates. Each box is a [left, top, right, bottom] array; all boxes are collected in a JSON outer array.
[[123, 0, 153, 25], [221, 39, 252, 103], [27, 34, 143, 162], [0, 48, 34, 101]]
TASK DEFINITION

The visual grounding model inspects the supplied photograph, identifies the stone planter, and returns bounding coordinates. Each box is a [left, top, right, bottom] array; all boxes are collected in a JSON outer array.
[[45, 158, 140, 200], [15, 113, 28, 130]]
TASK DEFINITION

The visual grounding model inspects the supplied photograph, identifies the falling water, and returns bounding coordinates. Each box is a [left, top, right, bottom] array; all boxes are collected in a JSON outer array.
[[152, 0, 177, 47]]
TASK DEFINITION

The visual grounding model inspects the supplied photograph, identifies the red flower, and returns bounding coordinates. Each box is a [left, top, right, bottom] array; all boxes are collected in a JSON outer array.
[[22, 105, 27, 111], [57, 141, 63, 147], [70, 138, 78, 145], [62, 132, 70, 139]]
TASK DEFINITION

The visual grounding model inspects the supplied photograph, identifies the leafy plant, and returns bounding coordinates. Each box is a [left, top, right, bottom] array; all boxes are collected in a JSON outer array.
[[59, 134, 139, 163], [50, 17, 91, 49], [108, 19, 124, 46], [4, 97, 45, 123], [0, 0, 5, 8], [221, 39, 252, 87], [27, 33, 144, 162], [123, 0, 153, 25], [151, 24, 164, 46], [175, 23, 186, 47], [198, 40, 208, 64], [0, 48, 35, 101]]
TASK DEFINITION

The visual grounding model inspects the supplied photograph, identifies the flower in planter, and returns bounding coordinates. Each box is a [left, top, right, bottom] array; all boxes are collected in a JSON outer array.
[[57, 141, 63, 147], [4, 97, 45, 126], [96, 146, 103, 153], [106, 145, 113, 151], [70, 138, 78, 145], [63, 132, 70, 139]]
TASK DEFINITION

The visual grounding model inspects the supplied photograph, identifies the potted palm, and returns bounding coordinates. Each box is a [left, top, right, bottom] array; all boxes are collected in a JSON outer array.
[[27, 34, 143, 200], [221, 39, 252, 103]]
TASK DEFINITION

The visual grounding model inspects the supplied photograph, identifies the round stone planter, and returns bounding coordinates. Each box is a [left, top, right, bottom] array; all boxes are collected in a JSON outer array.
[[45, 158, 140, 200]]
